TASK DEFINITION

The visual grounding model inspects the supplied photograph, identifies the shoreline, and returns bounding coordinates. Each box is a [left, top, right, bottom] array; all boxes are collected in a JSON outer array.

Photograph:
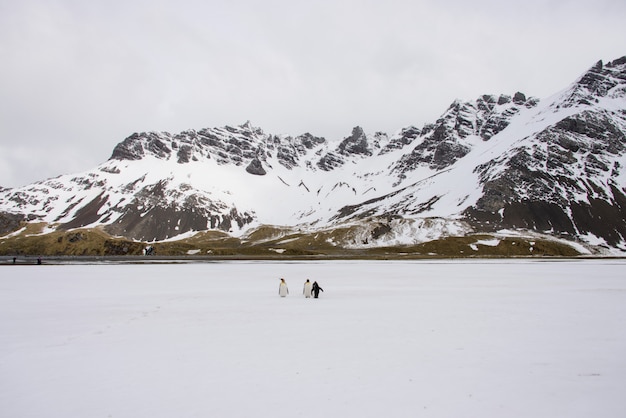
[[2, 254, 625, 265]]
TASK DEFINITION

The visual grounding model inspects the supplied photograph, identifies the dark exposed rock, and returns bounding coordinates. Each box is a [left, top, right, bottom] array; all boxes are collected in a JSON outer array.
[[392, 92, 539, 176], [110, 132, 173, 161], [177, 144, 193, 163], [569, 189, 626, 246], [246, 158, 266, 176], [146, 137, 171, 159], [110, 133, 145, 160], [60, 193, 109, 230], [104, 195, 254, 241], [371, 223, 392, 240], [608, 56, 626, 67], [562, 56, 626, 107], [298, 132, 326, 149], [380, 126, 421, 154], [466, 184, 626, 248], [0, 211, 24, 235], [317, 152, 345, 171], [497, 94, 511, 105], [274, 133, 326, 169], [275, 144, 298, 169], [464, 88, 626, 247], [338, 126, 372, 156], [395, 125, 471, 172], [513, 92, 526, 104]]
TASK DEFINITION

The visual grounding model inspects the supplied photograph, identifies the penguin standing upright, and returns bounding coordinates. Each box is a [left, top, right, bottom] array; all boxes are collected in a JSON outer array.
[[278, 278, 289, 297], [303, 279, 312, 298], [312, 281, 324, 298]]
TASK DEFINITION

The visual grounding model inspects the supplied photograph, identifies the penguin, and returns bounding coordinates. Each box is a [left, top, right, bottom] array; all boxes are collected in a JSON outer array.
[[278, 278, 289, 297], [312, 281, 324, 298], [303, 279, 312, 298]]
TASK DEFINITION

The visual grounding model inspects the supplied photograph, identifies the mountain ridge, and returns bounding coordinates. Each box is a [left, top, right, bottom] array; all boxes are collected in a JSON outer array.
[[1, 56, 625, 256]]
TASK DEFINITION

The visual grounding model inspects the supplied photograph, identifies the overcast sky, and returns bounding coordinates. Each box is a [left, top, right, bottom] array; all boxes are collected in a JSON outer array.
[[1, 0, 625, 188]]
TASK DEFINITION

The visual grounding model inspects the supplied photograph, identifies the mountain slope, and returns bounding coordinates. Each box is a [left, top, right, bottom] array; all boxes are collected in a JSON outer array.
[[327, 57, 626, 252]]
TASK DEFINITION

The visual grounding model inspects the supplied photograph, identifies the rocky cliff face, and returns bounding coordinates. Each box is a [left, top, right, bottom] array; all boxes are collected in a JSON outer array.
[[1, 56, 625, 252], [465, 58, 626, 247], [391, 92, 539, 176]]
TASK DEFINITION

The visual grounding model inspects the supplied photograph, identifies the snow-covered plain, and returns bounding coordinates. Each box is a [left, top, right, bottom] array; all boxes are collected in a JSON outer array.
[[1, 260, 625, 417]]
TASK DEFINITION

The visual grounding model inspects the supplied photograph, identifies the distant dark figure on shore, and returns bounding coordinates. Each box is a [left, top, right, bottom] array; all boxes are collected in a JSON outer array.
[[312, 281, 324, 298], [144, 245, 155, 256], [12, 257, 16, 264], [37, 257, 42, 265]]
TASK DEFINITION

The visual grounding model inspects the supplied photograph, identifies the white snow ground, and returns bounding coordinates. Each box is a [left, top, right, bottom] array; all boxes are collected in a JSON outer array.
[[1, 260, 625, 418]]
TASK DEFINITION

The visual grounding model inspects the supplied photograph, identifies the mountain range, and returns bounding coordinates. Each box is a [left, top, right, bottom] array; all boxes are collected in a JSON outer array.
[[1, 56, 625, 257]]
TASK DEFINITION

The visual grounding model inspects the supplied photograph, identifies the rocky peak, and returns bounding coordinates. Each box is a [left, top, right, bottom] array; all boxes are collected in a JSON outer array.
[[337, 126, 373, 156], [562, 56, 626, 107], [267, 133, 327, 170], [108, 122, 270, 167], [110, 131, 173, 161], [513, 92, 527, 105], [380, 126, 421, 155], [316, 126, 379, 171], [391, 92, 539, 176]]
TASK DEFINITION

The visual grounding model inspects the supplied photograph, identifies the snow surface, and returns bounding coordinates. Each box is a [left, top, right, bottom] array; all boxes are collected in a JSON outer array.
[[1, 260, 626, 417]]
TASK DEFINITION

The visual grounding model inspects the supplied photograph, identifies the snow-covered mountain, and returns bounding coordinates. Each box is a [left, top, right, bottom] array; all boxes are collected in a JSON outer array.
[[1, 56, 626, 254]]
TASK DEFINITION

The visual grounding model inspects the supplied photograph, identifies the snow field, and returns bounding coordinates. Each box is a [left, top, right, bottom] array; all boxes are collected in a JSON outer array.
[[1, 260, 625, 417]]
